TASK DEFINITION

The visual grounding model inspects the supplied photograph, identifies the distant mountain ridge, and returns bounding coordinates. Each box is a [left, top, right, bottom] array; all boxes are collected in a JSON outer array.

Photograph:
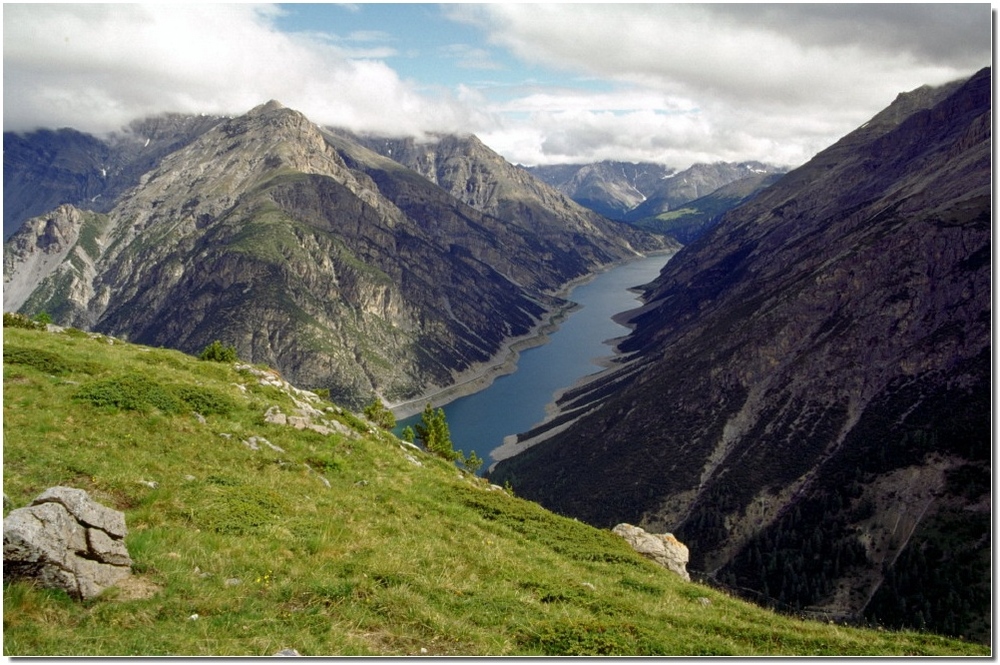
[[4, 102, 672, 409], [491, 68, 992, 642], [525, 160, 787, 237]]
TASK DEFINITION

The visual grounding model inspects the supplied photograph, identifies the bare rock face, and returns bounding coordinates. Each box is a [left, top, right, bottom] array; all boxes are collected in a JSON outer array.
[[3, 487, 132, 600], [613, 523, 690, 581]]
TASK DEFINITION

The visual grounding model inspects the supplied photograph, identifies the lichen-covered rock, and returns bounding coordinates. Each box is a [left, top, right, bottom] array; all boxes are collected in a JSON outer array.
[[613, 523, 690, 581], [3, 487, 132, 599]]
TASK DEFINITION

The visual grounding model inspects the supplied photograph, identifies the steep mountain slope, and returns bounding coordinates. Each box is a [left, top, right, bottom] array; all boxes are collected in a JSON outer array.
[[4, 323, 986, 656], [3, 115, 223, 240], [4, 102, 670, 409], [491, 68, 991, 642], [341, 133, 674, 263]]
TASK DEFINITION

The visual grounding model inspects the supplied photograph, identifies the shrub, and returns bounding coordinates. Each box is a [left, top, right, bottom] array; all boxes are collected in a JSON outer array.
[[3, 313, 43, 330], [197, 485, 285, 535], [73, 374, 183, 413], [4, 347, 73, 375], [172, 385, 236, 416], [198, 340, 238, 362]]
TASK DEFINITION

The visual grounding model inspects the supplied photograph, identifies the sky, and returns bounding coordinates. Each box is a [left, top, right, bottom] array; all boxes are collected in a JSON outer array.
[[3, 3, 992, 169]]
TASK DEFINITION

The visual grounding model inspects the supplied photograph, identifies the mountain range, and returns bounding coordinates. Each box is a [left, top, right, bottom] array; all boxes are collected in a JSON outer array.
[[3, 101, 673, 409], [491, 67, 992, 642], [526, 160, 787, 241]]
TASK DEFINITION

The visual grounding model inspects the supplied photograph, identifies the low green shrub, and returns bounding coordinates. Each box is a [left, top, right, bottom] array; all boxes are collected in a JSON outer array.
[[73, 374, 237, 416], [3, 313, 44, 330], [73, 374, 183, 413], [199, 340, 239, 362], [4, 347, 74, 375], [197, 485, 286, 535], [171, 385, 236, 416]]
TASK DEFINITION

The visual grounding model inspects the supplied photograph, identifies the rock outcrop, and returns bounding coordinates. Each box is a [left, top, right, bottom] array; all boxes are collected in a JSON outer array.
[[612, 523, 690, 581], [3, 487, 132, 600]]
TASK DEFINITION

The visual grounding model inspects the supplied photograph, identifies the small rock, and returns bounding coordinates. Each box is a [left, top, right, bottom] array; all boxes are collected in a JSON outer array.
[[274, 648, 301, 657], [188, 613, 199, 621], [404, 454, 422, 467], [192, 412, 207, 424], [354, 480, 368, 487], [224, 578, 242, 587], [697, 597, 711, 606], [419, 648, 428, 655], [580, 582, 596, 591], [139, 480, 158, 489], [264, 406, 287, 426], [183, 475, 196, 482]]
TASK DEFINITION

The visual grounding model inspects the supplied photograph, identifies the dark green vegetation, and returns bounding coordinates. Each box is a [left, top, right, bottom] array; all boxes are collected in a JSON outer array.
[[3, 326, 987, 656], [492, 69, 992, 644]]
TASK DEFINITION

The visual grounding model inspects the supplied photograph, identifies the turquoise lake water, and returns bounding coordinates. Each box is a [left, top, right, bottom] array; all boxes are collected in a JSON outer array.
[[396, 253, 672, 472]]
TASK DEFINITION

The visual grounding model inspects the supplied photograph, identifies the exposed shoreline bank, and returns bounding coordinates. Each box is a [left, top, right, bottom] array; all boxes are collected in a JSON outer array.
[[487, 253, 674, 469], [387, 250, 673, 420]]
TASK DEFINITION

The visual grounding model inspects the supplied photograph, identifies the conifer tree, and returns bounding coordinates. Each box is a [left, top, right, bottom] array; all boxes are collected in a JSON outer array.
[[415, 403, 460, 461], [363, 396, 396, 430]]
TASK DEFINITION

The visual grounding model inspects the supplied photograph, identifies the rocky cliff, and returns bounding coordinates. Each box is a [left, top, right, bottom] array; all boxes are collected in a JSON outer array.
[[491, 68, 991, 642], [3, 114, 223, 240], [4, 102, 670, 409]]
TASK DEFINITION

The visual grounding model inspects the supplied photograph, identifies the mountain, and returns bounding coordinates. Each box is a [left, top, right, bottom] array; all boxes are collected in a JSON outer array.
[[491, 68, 991, 642], [631, 172, 785, 244], [622, 161, 785, 224], [525, 161, 677, 220], [3, 102, 671, 410], [332, 132, 675, 274], [3, 114, 223, 240], [4, 322, 986, 655], [525, 161, 787, 236]]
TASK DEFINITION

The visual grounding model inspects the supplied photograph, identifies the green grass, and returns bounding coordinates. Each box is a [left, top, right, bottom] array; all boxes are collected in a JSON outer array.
[[2, 327, 989, 656]]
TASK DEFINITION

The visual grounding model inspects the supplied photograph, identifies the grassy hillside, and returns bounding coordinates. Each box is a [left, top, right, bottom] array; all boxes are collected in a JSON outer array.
[[2, 321, 988, 656]]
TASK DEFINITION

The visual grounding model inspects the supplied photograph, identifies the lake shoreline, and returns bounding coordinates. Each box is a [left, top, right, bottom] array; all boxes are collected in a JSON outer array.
[[387, 250, 673, 420]]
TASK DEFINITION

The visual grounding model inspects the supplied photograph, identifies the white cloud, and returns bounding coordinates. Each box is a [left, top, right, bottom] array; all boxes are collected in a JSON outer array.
[[3, 3, 991, 170], [2, 3, 476, 138], [450, 3, 990, 167]]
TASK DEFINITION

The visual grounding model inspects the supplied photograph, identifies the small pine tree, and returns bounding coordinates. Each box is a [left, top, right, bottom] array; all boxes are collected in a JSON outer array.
[[400, 426, 416, 444], [463, 450, 484, 475], [363, 396, 396, 430], [33, 312, 53, 325], [415, 403, 460, 461]]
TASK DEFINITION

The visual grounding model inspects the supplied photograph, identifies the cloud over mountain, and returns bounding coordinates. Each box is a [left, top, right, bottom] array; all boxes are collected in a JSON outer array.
[[4, 3, 990, 169]]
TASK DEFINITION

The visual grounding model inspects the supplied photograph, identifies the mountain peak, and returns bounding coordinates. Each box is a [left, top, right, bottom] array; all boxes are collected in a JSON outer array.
[[252, 99, 286, 114]]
